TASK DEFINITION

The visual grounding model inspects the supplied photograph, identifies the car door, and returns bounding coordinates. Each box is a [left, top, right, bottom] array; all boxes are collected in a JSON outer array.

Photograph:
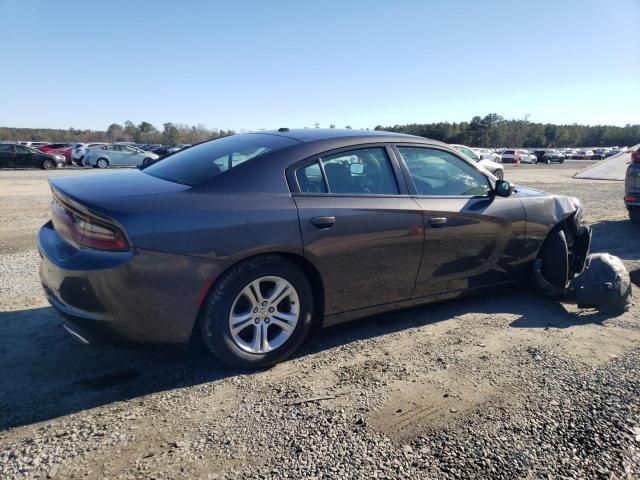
[[14, 145, 39, 167], [0, 144, 15, 167], [394, 145, 526, 298], [291, 145, 424, 316], [121, 145, 142, 166]]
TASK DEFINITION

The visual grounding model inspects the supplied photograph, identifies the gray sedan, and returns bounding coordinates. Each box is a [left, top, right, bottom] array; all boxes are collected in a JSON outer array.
[[39, 129, 591, 368], [83, 144, 158, 168]]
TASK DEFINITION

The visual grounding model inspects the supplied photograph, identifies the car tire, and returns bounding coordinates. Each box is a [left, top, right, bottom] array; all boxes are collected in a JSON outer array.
[[540, 229, 569, 289], [42, 159, 56, 170], [545, 158, 551, 165], [199, 255, 314, 368], [96, 158, 109, 169], [142, 157, 153, 167], [494, 169, 504, 180], [630, 210, 640, 224]]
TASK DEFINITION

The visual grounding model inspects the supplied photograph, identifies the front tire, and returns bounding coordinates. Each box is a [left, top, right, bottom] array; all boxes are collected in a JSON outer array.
[[540, 229, 569, 289], [199, 255, 314, 368], [96, 158, 109, 169], [42, 159, 56, 170], [494, 169, 504, 180]]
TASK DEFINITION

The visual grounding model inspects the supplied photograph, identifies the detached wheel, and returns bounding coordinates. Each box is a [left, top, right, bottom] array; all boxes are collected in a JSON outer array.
[[540, 229, 569, 289], [96, 158, 109, 169], [200, 255, 313, 368], [42, 159, 56, 170], [630, 210, 640, 224]]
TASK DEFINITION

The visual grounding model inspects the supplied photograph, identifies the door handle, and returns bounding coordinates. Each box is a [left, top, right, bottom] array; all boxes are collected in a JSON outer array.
[[311, 216, 335, 229], [428, 217, 448, 227]]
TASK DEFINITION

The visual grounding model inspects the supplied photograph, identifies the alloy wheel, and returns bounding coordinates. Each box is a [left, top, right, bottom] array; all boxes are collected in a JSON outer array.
[[228, 276, 300, 354]]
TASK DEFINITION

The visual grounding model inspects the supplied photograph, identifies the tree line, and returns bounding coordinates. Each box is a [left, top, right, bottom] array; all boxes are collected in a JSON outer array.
[[0, 121, 235, 145], [376, 114, 640, 148], [1, 114, 639, 147]]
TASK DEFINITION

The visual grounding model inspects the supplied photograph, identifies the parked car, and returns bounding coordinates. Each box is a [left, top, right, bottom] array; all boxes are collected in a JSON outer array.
[[71, 143, 107, 165], [38, 129, 591, 368], [150, 145, 172, 156], [501, 149, 537, 164], [573, 149, 594, 160], [50, 146, 75, 165], [533, 149, 565, 164], [592, 149, 608, 160], [450, 144, 505, 179], [167, 144, 192, 154], [0, 144, 64, 169], [83, 144, 159, 168], [474, 148, 501, 163], [36, 143, 74, 153], [18, 141, 49, 148], [625, 148, 640, 223]]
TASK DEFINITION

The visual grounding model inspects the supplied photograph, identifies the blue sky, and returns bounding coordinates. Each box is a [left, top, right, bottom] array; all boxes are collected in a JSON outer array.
[[1, 0, 638, 131]]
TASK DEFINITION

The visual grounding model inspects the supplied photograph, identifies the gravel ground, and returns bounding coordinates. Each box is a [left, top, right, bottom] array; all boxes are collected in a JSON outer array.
[[0, 162, 639, 479]]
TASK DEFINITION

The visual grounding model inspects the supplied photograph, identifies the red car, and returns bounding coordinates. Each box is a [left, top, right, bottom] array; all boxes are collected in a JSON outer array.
[[50, 146, 75, 165], [37, 143, 74, 153]]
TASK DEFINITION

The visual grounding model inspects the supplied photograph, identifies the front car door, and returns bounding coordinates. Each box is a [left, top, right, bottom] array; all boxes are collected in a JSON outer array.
[[14, 145, 39, 168], [393, 145, 526, 298], [121, 145, 143, 166], [290, 145, 424, 320]]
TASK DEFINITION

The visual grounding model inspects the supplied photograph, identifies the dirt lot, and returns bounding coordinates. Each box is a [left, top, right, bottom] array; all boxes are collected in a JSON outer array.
[[1, 162, 639, 479]]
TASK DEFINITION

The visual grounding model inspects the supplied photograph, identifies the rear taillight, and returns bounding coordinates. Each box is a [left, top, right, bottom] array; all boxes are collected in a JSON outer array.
[[632, 150, 640, 163], [51, 197, 128, 251], [625, 196, 638, 203]]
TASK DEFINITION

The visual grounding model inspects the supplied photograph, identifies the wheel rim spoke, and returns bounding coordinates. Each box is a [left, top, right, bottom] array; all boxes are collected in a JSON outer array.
[[270, 317, 294, 334], [228, 276, 300, 355]]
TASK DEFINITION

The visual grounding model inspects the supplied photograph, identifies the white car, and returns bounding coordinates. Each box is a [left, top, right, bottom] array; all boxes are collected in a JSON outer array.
[[71, 143, 107, 165], [473, 148, 501, 163], [83, 144, 159, 168], [501, 149, 537, 164], [450, 144, 505, 179]]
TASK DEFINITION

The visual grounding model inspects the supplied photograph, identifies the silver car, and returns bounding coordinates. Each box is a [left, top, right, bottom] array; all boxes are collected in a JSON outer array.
[[84, 144, 158, 168], [450, 144, 505, 179]]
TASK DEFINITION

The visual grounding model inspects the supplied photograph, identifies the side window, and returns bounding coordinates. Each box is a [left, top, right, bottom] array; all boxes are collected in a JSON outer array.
[[296, 161, 327, 193], [15, 146, 29, 154], [397, 147, 491, 197], [302, 147, 398, 195]]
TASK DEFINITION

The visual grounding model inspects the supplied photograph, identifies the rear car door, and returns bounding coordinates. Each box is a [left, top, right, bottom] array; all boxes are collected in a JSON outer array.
[[290, 145, 424, 316], [0, 144, 15, 167], [394, 145, 526, 298]]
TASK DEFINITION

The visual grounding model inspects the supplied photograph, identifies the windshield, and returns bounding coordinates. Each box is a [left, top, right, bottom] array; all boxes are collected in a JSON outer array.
[[143, 134, 298, 186]]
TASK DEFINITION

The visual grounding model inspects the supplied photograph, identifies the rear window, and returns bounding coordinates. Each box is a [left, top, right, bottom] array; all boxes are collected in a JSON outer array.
[[504, 150, 514, 155], [143, 134, 298, 186]]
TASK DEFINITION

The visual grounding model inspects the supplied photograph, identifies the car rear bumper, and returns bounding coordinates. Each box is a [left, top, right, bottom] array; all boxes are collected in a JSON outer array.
[[38, 221, 217, 346]]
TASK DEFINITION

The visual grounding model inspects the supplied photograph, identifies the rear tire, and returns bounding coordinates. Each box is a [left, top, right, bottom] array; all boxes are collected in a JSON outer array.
[[142, 157, 153, 167], [96, 158, 109, 169], [199, 255, 314, 368], [540, 229, 569, 289], [545, 158, 551, 165], [630, 210, 640, 224]]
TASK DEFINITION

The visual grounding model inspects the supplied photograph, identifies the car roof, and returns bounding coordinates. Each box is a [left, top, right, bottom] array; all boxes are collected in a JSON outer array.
[[253, 128, 436, 144]]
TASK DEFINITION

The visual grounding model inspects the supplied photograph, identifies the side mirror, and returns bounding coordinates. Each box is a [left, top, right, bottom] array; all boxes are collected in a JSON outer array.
[[494, 179, 515, 197], [349, 163, 364, 175]]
